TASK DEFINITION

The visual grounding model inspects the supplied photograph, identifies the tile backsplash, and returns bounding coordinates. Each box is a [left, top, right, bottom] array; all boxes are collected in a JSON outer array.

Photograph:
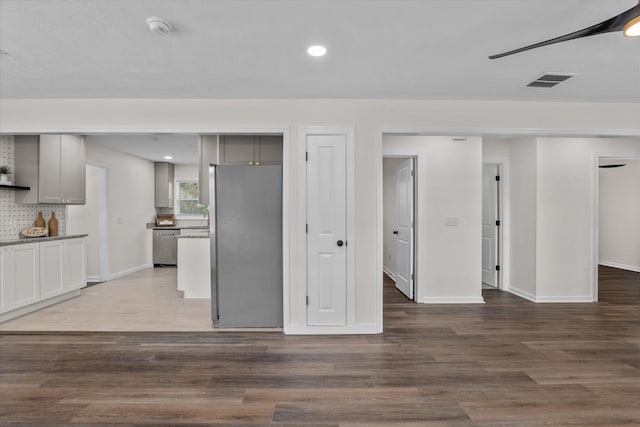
[[0, 135, 66, 240]]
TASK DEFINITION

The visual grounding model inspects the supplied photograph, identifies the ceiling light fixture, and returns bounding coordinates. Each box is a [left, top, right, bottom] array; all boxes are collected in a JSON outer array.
[[623, 15, 640, 37], [146, 16, 172, 35], [307, 45, 327, 57], [164, 155, 173, 160]]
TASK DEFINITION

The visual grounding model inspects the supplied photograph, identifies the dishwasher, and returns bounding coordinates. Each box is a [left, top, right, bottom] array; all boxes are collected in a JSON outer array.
[[153, 229, 179, 266]]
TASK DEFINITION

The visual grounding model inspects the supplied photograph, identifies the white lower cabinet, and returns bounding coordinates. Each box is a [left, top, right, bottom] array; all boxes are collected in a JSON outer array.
[[0, 243, 40, 314], [64, 238, 86, 291], [0, 238, 86, 319], [40, 239, 87, 299], [40, 240, 64, 299]]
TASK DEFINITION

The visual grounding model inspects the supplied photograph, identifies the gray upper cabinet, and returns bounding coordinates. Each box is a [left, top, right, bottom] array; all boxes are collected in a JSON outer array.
[[60, 135, 86, 204], [219, 135, 282, 166], [155, 162, 175, 208], [257, 136, 283, 164], [197, 134, 282, 204], [15, 135, 86, 205]]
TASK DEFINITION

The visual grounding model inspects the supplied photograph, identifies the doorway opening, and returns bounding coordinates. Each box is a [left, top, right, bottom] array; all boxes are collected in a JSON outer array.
[[481, 163, 502, 290], [1, 130, 289, 333], [383, 156, 416, 301], [595, 156, 640, 303]]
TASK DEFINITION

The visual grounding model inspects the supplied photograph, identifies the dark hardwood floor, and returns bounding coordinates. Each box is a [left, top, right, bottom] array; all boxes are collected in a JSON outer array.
[[1, 266, 639, 426]]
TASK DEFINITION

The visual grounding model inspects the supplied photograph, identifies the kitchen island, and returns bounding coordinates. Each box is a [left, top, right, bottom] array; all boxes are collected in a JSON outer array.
[[177, 234, 210, 299]]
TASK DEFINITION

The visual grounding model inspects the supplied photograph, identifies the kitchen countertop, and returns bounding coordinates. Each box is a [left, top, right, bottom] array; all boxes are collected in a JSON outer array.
[[0, 234, 88, 247], [147, 223, 209, 230]]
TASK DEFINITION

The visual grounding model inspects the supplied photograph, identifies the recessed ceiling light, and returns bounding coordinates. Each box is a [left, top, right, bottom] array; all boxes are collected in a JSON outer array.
[[307, 45, 327, 57], [164, 155, 173, 160]]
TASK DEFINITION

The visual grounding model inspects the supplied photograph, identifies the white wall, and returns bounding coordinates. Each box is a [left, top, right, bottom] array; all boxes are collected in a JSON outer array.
[[599, 159, 640, 271], [67, 164, 105, 280], [382, 157, 403, 277], [1, 99, 639, 331], [508, 138, 539, 299], [174, 163, 198, 181], [85, 140, 156, 279], [483, 138, 510, 159], [384, 135, 483, 303]]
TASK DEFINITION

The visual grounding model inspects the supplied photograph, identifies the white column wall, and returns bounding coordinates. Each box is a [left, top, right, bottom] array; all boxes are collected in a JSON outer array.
[[507, 138, 539, 299], [535, 138, 640, 301], [383, 135, 483, 303]]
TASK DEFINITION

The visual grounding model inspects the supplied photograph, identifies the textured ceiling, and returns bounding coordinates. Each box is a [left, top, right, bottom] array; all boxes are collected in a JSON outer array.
[[1, 0, 639, 102]]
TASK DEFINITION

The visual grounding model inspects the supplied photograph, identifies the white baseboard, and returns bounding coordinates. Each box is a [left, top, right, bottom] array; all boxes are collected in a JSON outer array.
[[108, 263, 153, 281], [0, 290, 81, 323], [285, 323, 381, 335], [382, 266, 396, 282], [509, 286, 592, 303], [86, 275, 103, 283], [508, 286, 537, 302], [599, 260, 640, 273], [534, 295, 593, 303], [421, 296, 485, 304]]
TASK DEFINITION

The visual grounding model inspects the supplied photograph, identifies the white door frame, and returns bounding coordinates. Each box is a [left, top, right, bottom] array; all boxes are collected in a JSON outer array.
[[384, 155, 417, 300], [592, 152, 640, 302], [295, 126, 357, 334], [482, 158, 510, 292], [380, 145, 424, 318]]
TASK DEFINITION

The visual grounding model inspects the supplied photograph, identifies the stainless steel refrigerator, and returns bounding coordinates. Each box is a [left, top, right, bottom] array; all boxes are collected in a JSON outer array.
[[209, 165, 283, 327]]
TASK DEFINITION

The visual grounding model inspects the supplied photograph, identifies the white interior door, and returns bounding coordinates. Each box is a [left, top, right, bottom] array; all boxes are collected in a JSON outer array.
[[482, 164, 499, 287], [306, 134, 347, 326], [394, 158, 414, 299]]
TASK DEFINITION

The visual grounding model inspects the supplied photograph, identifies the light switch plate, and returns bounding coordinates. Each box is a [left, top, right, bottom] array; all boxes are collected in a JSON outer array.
[[445, 217, 459, 227]]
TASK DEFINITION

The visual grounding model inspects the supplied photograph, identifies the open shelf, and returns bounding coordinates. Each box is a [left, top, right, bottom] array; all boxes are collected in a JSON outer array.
[[0, 183, 31, 191]]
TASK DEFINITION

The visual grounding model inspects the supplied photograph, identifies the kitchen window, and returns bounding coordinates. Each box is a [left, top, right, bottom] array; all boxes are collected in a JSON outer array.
[[176, 181, 207, 217]]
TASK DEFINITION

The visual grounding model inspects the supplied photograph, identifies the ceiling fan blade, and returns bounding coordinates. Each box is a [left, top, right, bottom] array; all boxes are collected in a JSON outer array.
[[489, 3, 640, 59]]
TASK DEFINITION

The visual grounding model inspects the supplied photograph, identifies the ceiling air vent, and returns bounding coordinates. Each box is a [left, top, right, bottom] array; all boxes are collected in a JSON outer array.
[[526, 73, 576, 88]]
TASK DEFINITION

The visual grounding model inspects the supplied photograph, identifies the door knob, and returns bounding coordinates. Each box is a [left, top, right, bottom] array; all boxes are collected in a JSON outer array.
[[393, 230, 399, 235], [337, 240, 344, 247]]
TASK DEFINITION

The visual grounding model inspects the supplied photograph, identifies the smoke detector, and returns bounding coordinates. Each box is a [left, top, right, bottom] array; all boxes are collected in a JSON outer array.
[[146, 16, 172, 35]]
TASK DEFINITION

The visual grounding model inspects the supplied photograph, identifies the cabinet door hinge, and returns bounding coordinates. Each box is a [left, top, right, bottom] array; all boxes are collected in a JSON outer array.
[[496, 220, 501, 226], [496, 265, 501, 271], [306, 224, 308, 234], [495, 175, 501, 182], [411, 273, 414, 280], [306, 296, 309, 306], [305, 151, 309, 161]]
